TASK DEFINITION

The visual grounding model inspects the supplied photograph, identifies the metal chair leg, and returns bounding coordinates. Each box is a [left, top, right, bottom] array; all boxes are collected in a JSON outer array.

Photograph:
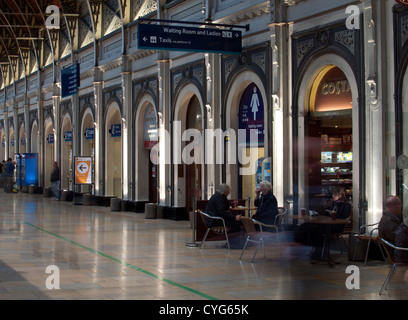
[[364, 238, 372, 266], [239, 237, 250, 260], [200, 229, 210, 248], [224, 229, 230, 250], [353, 238, 360, 262], [380, 264, 398, 295]]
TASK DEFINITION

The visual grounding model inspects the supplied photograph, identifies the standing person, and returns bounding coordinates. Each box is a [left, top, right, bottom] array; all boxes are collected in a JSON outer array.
[[379, 196, 403, 257], [50, 161, 61, 201], [205, 183, 242, 232], [4, 158, 15, 193], [252, 181, 279, 226]]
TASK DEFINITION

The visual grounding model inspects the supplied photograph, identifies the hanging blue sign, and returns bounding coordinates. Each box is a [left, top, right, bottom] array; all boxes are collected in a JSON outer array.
[[138, 24, 242, 55], [85, 128, 94, 140], [61, 63, 80, 98], [64, 131, 72, 142], [238, 83, 264, 146], [47, 134, 54, 144], [110, 124, 121, 137]]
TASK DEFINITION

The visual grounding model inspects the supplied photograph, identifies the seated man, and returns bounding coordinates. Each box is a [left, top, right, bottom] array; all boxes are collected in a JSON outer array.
[[252, 181, 279, 226], [205, 184, 242, 233], [395, 219, 408, 263], [379, 195, 403, 257]]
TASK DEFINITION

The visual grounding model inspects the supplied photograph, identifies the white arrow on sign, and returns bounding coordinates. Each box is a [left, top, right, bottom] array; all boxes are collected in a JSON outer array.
[[77, 162, 89, 173]]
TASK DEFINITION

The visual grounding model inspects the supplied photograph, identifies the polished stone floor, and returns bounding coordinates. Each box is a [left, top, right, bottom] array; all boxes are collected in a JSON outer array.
[[0, 191, 407, 301]]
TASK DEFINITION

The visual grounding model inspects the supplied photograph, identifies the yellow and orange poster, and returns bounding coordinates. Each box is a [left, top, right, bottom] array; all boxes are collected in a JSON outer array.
[[74, 156, 92, 185]]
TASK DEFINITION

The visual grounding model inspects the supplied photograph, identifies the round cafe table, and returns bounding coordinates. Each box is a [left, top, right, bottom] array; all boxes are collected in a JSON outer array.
[[292, 214, 350, 267], [230, 206, 258, 218]]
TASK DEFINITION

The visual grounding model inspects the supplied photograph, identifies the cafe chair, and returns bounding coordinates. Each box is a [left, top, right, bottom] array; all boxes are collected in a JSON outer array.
[[379, 238, 408, 295], [197, 209, 231, 250], [276, 207, 288, 232], [352, 222, 385, 266], [239, 217, 280, 263]]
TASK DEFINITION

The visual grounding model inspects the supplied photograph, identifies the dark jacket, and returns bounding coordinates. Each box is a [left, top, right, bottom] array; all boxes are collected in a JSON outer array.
[[395, 222, 408, 263], [379, 211, 401, 244], [327, 199, 351, 233], [252, 192, 279, 225], [379, 211, 402, 258], [330, 199, 351, 220], [204, 192, 236, 227], [5, 161, 14, 175], [50, 167, 60, 182]]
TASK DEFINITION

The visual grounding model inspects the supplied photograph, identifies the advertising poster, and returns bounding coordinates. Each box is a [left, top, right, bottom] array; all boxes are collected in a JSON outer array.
[[74, 156, 92, 185]]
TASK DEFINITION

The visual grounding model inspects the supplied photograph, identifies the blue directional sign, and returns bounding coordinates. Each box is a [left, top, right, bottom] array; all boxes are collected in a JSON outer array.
[[110, 124, 121, 137], [85, 128, 94, 140], [61, 63, 80, 98], [138, 24, 242, 54]]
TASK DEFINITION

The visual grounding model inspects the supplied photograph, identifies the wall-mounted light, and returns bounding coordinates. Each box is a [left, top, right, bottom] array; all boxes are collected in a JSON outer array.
[[157, 112, 163, 125]]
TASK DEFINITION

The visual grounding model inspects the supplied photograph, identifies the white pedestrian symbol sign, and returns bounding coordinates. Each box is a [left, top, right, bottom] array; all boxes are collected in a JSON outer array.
[[250, 87, 260, 121]]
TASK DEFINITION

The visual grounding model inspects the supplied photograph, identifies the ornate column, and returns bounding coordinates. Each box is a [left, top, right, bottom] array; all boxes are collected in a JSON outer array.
[[270, 0, 289, 208], [93, 67, 104, 196], [121, 55, 132, 200], [364, 0, 383, 225]]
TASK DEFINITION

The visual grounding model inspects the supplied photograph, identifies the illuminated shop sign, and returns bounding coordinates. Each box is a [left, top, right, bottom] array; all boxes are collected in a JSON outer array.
[[312, 66, 352, 112]]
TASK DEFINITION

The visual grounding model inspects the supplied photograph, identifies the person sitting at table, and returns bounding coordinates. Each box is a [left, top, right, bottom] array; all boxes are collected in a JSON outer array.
[[323, 186, 351, 233], [252, 181, 279, 230], [205, 183, 242, 233], [309, 187, 351, 261]]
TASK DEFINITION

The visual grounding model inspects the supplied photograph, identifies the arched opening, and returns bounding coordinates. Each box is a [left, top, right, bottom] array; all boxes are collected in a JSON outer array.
[[105, 102, 122, 198], [225, 73, 268, 201], [81, 108, 95, 194], [31, 122, 39, 154], [61, 115, 72, 190], [44, 118, 54, 188], [9, 127, 15, 159], [295, 54, 359, 225], [306, 65, 353, 211], [136, 98, 158, 203], [19, 124, 26, 154]]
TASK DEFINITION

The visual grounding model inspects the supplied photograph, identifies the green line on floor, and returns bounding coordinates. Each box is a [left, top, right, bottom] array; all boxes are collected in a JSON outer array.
[[24, 221, 217, 300]]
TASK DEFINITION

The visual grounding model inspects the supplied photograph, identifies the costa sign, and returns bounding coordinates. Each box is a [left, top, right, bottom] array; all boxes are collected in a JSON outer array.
[[396, 0, 408, 6]]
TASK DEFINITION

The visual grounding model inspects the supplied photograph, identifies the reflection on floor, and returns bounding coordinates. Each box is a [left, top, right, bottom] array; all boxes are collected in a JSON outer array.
[[0, 192, 407, 301]]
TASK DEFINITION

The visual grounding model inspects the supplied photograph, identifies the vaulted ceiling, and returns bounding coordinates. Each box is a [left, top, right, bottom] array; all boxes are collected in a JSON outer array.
[[0, 0, 159, 89], [0, 0, 82, 86]]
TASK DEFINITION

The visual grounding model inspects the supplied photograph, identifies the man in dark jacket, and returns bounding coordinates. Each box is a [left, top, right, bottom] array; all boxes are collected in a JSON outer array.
[[379, 196, 403, 257], [252, 181, 279, 226], [205, 184, 242, 232], [50, 161, 61, 201]]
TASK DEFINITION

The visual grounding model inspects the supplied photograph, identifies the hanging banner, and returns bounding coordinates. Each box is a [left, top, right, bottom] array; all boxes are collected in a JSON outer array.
[[74, 156, 92, 185]]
